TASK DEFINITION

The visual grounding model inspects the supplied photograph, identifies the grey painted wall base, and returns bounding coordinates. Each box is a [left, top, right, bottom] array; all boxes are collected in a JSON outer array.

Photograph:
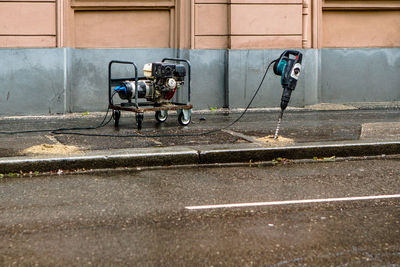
[[0, 48, 399, 115], [0, 49, 65, 115], [321, 49, 400, 103]]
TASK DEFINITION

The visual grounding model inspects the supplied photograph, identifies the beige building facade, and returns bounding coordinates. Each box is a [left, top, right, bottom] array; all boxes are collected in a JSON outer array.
[[1, 0, 399, 49], [0, 0, 399, 115]]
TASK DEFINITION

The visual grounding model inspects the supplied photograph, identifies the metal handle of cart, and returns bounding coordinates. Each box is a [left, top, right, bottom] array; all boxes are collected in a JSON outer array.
[[161, 58, 191, 104], [108, 60, 139, 108]]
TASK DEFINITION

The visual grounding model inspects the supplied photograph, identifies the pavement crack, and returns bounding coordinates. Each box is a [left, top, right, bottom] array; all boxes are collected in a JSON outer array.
[[144, 137, 163, 146], [222, 129, 260, 144], [45, 135, 63, 145]]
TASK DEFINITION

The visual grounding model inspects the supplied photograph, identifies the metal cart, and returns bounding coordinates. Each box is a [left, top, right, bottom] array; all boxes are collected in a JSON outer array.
[[108, 58, 192, 130]]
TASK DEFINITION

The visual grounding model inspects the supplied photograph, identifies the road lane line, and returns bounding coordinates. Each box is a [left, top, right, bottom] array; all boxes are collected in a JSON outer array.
[[185, 194, 400, 210]]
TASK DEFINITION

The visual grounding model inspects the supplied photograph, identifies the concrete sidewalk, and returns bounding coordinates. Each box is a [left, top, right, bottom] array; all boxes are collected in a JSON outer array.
[[0, 104, 399, 173]]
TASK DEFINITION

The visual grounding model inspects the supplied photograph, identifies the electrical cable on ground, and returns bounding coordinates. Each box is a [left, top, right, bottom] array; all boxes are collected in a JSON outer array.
[[0, 94, 114, 135], [0, 60, 276, 138]]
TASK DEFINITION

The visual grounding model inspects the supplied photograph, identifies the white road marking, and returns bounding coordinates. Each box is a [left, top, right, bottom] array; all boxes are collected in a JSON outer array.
[[185, 194, 400, 210]]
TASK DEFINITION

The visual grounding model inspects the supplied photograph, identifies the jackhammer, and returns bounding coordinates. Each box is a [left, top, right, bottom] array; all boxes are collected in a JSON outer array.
[[272, 50, 303, 139]]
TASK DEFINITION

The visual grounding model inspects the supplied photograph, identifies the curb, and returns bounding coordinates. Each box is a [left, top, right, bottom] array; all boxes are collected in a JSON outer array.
[[0, 150, 199, 173], [199, 142, 400, 164], [1, 141, 400, 173]]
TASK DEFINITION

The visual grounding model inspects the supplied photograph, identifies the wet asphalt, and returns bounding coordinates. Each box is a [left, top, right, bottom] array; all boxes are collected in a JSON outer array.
[[0, 158, 399, 266], [0, 107, 399, 265]]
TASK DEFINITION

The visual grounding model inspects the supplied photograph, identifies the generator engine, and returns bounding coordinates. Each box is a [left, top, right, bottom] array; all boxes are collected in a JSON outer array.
[[114, 62, 186, 104]]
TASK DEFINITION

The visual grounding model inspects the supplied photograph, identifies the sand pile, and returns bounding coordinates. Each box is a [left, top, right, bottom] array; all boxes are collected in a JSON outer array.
[[23, 144, 81, 155], [255, 135, 294, 145]]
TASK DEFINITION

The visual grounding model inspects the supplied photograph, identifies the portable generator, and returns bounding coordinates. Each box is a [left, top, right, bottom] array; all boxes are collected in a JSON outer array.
[[108, 58, 192, 130]]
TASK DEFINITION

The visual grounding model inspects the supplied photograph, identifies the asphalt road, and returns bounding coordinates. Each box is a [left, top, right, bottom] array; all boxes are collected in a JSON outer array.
[[1, 158, 400, 266]]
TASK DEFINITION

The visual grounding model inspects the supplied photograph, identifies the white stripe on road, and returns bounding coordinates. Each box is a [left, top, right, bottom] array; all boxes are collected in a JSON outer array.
[[185, 194, 400, 210]]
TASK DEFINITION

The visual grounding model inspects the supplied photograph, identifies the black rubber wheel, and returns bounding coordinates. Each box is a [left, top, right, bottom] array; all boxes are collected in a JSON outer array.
[[178, 112, 191, 126], [155, 110, 168, 123], [136, 113, 144, 130], [113, 110, 121, 127]]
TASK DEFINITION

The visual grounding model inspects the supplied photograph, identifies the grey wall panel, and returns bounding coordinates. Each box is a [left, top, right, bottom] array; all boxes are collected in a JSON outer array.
[[302, 49, 320, 106], [321, 48, 400, 103], [0, 49, 64, 115], [186, 49, 226, 109]]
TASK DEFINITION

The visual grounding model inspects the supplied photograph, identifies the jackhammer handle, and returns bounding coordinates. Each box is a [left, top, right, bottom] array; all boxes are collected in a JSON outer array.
[[285, 50, 303, 65], [284, 50, 301, 56], [279, 50, 303, 63], [273, 50, 303, 75], [275, 50, 300, 62]]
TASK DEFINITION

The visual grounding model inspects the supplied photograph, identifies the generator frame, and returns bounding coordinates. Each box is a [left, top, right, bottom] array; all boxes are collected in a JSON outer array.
[[108, 58, 193, 130]]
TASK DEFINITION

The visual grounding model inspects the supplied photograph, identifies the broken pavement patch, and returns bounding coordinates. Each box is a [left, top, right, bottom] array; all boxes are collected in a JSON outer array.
[[361, 122, 400, 141]]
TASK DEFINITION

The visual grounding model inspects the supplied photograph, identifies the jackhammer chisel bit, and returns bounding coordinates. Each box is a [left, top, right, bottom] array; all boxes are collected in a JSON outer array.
[[273, 111, 283, 139]]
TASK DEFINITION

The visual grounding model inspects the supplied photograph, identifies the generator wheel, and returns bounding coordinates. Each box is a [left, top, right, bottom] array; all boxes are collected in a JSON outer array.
[[136, 113, 144, 130], [113, 110, 121, 127], [178, 111, 191, 126], [155, 110, 168, 123]]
